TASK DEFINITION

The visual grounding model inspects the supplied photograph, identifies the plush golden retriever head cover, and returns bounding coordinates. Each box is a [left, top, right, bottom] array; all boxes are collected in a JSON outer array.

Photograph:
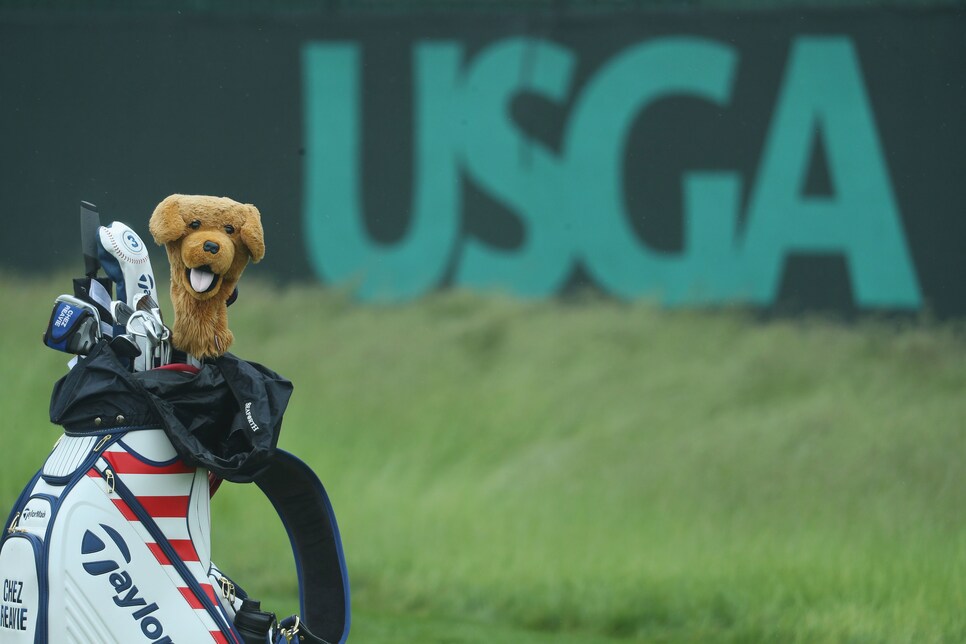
[[149, 194, 264, 360]]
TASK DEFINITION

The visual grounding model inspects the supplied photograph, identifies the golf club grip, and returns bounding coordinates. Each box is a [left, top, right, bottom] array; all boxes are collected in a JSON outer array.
[[80, 200, 101, 278]]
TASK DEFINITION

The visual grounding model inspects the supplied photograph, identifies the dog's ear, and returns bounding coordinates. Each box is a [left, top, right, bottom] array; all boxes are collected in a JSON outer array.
[[149, 194, 186, 245], [239, 204, 265, 263]]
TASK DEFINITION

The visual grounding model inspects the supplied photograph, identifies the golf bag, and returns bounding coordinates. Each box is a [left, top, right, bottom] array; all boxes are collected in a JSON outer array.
[[1, 204, 350, 643], [1, 424, 350, 644]]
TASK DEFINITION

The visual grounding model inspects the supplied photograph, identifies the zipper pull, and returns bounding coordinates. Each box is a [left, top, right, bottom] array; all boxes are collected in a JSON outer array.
[[219, 576, 236, 604], [92, 434, 113, 453], [104, 469, 116, 495], [6, 512, 22, 535]]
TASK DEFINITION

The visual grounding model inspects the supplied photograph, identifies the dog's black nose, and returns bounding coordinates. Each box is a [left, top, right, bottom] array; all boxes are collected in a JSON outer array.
[[203, 241, 220, 254]]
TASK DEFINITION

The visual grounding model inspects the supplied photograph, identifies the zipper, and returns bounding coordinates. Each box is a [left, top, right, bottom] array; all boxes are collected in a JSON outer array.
[[91, 434, 113, 453], [96, 465, 242, 643], [1, 470, 42, 546], [219, 575, 237, 605], [7, 512, 22, 535]]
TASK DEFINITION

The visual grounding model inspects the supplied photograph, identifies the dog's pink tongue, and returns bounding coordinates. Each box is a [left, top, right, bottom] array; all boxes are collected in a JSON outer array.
[[190, 268, 215, 293]]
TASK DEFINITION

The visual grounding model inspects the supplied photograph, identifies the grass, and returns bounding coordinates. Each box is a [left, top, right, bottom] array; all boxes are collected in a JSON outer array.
[[2, 273, 966, 642]]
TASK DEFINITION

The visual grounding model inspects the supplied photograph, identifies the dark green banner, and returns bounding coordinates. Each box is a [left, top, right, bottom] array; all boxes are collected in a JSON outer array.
[[1, 9, 964, 314]]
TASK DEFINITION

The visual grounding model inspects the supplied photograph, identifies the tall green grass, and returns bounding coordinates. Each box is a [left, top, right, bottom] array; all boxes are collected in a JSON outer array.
[[2, 274, 965, 642]]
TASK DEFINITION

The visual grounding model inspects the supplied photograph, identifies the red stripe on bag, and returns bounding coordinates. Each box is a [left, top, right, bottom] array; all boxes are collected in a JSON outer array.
[[138, 495, 190, 517], [211, 632, 230, 643], [202, 583, 219, 605], [209, 472, 224, 497], [179, 586, 205, 609], [146, 542, 171, 566], [104, 451, 196, 475], [111, 499, 138, 521], [145, 538, 200, 564], [177, 585, 220, 610], [168, 539, 201, 562]]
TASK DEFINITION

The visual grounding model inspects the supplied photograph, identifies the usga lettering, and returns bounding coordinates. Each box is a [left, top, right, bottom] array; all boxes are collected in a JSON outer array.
[[303, 35, 921, 308]]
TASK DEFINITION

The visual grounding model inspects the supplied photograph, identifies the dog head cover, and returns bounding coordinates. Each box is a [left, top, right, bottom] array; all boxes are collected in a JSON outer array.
[[149, 194, 265, 359]]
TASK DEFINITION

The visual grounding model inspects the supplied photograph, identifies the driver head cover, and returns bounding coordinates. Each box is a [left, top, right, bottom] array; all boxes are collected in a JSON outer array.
[[98, 221, 158, 308], [149, 194, 265, 360]]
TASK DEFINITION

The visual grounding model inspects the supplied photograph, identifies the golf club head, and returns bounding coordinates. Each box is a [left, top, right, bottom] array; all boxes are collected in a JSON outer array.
[[133, 291, 164, 324], [43, 295, 103, 356], [125, 309, 170, 371], [109, 334, 142, 359], [111, 300, 135, 327], [80, 201, 101, 279]]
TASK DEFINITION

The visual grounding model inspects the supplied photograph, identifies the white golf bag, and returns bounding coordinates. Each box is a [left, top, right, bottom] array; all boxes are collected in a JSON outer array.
[[4, 429, 233, 643], [1, 203, 350, 643], [2, 425, 350, 643]]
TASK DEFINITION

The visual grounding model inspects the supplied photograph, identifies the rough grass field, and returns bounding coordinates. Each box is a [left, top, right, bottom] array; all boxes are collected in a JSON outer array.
[[2, 273, 965, 642]]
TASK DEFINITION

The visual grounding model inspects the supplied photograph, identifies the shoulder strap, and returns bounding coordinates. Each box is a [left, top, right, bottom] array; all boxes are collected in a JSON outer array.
[[253, 450, 351, 644]]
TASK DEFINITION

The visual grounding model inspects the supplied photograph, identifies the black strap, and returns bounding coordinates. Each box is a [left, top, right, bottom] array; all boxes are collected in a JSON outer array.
[[253, 450, 350, 644], [276, 615, 330, 644]]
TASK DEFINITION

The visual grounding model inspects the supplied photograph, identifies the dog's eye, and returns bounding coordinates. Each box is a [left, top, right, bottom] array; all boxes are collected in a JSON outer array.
[[224, 225, 235, 234], [189, 220, 201, 230]]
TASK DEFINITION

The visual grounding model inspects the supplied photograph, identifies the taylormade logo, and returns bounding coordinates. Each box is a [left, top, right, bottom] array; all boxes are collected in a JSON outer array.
[[81, 524, 173, 643], [245, 402, 260, 433]]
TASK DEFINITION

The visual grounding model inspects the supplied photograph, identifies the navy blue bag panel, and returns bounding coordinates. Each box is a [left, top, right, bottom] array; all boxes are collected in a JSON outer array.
[[1, 482, 48, 644]]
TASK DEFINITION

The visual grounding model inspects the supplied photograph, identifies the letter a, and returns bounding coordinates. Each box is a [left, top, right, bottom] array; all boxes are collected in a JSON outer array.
[[741, 37, 921, 308]]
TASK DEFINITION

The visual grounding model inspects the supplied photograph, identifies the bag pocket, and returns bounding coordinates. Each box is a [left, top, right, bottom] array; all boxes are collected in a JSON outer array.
[[0, 529, 46, 643]]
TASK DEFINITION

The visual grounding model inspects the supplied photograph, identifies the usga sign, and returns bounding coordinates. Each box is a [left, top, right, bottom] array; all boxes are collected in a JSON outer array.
[[303, 36, 920, 307]]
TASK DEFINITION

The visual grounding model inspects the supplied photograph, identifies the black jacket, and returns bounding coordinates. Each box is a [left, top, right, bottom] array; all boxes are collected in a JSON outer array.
[[49, 341, 293, 482]]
